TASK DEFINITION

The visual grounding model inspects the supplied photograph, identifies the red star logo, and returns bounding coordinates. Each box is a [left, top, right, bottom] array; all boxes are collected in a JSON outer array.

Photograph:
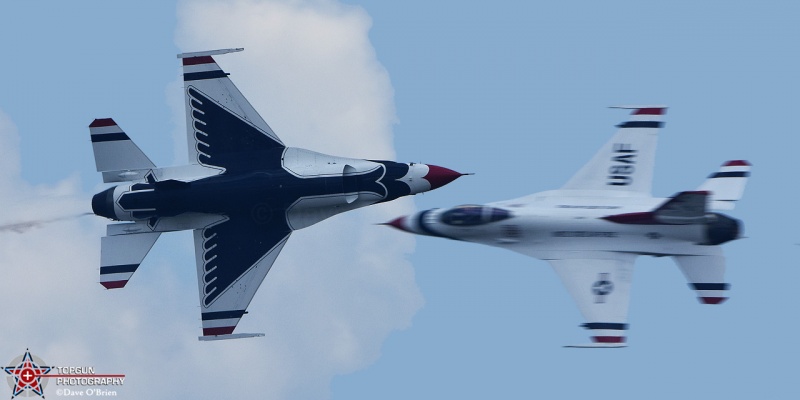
[[4, 350, 51, 398]]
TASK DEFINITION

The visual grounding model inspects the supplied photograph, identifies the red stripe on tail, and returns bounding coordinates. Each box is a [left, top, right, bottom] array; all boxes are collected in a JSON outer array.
[[89, 118, 117, 128], [723, 160, 750, 167], [700, 297, 727, 305], [632, 108, 666, 115], [100, 280, 127, 289], [592, 336, 626, 343], [182, 56, 216, 66], [203, 326, 236, 336]]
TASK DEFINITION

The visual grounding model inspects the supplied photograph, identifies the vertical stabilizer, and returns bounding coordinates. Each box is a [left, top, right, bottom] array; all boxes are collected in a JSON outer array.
[[561, 106, 666, 196]]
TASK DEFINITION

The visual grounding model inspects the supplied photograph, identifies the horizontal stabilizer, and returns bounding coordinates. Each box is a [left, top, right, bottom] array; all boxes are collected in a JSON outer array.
[[100, 228, 161, 289], [90, 119, 156, 183], [197, 333, 265, 341], [673, 253, 729, 304], [697, 160, 751, 210]]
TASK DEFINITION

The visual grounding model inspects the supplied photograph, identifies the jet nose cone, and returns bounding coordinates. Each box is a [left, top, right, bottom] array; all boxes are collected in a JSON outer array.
[[383, 216, 409, 232], [424, 164, 466, 190]]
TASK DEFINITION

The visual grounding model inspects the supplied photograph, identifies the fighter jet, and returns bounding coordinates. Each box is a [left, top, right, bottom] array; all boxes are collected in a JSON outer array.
[[386, 106, 750, 347], [89, 48, 464, 340]]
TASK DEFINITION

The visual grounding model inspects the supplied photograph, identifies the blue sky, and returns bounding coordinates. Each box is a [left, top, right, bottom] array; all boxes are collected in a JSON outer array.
[[1, 1, 798, 399]]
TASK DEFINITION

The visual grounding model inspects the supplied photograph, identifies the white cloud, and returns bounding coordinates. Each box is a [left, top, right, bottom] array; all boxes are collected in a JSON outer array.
[[173, 1, 421, 395], [0, 112, 116, 376], [1, 2, 422, 400], [175, 0, 397, 160]]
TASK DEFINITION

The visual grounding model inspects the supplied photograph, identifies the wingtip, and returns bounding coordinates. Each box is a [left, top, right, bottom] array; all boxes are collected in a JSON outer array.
[[609, 104, 668, 109], [609, 105, 668, 116], [178, 48, 244, 59], [564, 343, 628, 349], [198, 332, 265, 341]]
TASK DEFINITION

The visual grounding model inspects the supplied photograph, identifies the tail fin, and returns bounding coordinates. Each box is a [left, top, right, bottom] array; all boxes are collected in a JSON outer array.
[[697, 160, 751, 210], [90, 118, 156, 183], [560, 106, 666, 196], [99, 223, 161, 289]]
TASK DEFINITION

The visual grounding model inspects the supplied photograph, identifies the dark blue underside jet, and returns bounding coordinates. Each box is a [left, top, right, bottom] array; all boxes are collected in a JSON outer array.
[[89, 48, 464, 340]]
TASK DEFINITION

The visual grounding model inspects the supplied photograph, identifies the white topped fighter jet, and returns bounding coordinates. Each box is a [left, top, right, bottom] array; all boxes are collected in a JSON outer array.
[[89, 49, 465, 340], [387, 107, 750, 347]]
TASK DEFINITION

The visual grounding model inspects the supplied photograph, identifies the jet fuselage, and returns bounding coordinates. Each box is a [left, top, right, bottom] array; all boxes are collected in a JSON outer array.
[[93, 147, 461, 232], [390, 191, 741, 259]]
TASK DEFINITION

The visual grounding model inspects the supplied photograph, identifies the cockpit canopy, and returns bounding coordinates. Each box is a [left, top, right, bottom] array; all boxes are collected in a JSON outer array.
[[439, 205, 512, 226]]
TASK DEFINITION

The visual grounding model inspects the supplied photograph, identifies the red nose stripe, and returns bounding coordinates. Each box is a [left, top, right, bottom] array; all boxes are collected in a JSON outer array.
[[385, 216, 408, 232], [423, 165, 463, 190]]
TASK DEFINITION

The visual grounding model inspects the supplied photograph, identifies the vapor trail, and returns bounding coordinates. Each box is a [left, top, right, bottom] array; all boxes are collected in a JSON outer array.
[[0, 212, 93, 233]]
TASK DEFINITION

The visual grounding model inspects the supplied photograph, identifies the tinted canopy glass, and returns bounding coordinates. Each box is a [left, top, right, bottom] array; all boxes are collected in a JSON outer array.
[[440, 205, 511, 226]]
